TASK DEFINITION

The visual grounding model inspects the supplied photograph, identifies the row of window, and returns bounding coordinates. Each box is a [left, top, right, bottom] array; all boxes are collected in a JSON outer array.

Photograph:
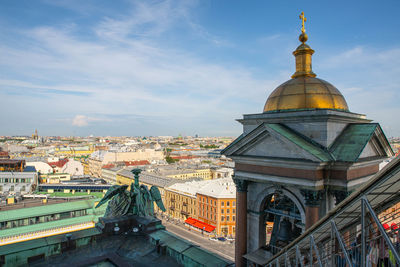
[[199, 197, 236, 207], [221, 215, 235, 222], [0, 210, 87, 230], [0, 178, 32, 183], [221, 208, 236, 214]]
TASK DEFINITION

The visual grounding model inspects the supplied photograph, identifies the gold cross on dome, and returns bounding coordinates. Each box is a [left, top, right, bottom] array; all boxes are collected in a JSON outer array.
[[299, 12, 307, 33]]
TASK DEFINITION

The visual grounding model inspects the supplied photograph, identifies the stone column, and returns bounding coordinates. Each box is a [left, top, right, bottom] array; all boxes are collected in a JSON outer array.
[[302, 190, 322, 229], [233, 177, 248, 267]]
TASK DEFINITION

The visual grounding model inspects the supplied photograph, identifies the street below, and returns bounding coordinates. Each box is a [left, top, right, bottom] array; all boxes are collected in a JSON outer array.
[[161, 219, 235, 262]]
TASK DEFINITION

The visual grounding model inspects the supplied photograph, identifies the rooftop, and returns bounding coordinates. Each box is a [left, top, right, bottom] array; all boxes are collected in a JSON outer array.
[[0, 198, 100, 223], [196, 178, 236, 199], [166, 177, 235, 198]]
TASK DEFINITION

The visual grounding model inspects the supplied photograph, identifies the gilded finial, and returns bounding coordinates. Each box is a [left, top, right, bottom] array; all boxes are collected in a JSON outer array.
[[299, 12, 306, 33], [292, 12, 315, 78], [298, 12, 308, 43]]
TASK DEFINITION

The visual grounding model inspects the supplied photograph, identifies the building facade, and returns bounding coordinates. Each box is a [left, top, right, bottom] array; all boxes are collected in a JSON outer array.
[[196, 178, 236, 237], [164, 182, 199, 222], [165, 168, 213, 180], [0, 172, 38, 194]]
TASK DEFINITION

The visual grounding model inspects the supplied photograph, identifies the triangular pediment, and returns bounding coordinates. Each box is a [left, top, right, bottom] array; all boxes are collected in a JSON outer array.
[[222, 123, 332, 162], [329, 123, 394, 162]]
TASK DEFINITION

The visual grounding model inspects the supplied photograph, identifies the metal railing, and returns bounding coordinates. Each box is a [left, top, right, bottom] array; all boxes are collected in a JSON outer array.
[[262, 157, 400, 267]]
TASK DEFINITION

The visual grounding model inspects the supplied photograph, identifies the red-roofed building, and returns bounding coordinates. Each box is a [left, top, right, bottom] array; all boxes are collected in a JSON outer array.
[[47, 158, 68, 173], [124, 160, 150, 167], [170, 155, 197, 160], [102, 163, 115, 169]]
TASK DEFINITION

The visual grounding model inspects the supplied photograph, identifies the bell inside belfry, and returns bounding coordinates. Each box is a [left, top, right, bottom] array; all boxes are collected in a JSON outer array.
[[277, 218, 292, 242]]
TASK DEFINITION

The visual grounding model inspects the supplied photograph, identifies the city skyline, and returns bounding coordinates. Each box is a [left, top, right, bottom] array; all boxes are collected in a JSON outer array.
[[1, 0, 399, 137]]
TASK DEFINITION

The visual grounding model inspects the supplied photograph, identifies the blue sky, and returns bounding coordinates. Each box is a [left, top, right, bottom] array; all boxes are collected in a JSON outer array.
[[0, 0, 399, 137]]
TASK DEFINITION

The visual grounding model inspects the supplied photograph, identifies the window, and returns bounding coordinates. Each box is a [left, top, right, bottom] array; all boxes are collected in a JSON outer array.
[[233, 209, 236, 214], [227, 201, 230, 207], [233, 215, 236, 221], [233, 201, 236, 207], [215, 200, 217, 206], [221, 216, 224, 221], [226, 216, 229, 221], [221, 209, 224, 214], [227, 209, 230, 213], [221, 201, 224, 207]]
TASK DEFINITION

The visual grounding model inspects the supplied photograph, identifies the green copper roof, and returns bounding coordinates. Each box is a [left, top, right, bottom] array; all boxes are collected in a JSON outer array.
[[266, 123, 333, 162], [329, 123, 378, 162], [150, 230, 231, 266], [0, 227, 100, 255], [0, 199, 100, 223], [0, 214, 102, 238]]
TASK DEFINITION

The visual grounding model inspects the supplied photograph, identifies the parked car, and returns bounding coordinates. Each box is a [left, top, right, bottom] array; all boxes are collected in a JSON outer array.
[[209, 237, 218, 241], [217, 237, 226, 242]]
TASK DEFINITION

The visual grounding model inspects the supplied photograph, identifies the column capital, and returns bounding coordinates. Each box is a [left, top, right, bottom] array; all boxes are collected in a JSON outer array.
[[301, 189, 323, 207], [233, 176, 248, 192], [332, 189, 352, 205]]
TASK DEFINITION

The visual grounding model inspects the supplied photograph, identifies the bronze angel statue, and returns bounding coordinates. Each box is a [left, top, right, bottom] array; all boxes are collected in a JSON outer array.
[[95, 169, 166, 218]]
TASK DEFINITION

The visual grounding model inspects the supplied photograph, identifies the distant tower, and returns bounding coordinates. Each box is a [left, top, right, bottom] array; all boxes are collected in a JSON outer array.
[[32, 129, 38, 140], [222, 12, 394, 266]]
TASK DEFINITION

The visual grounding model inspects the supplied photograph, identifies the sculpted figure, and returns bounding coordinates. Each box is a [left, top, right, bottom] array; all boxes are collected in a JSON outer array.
[[95, 169, 166, 218]]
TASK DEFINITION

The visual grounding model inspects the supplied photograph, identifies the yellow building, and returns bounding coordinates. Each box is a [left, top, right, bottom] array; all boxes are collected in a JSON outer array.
[[54, 146, 94, 157], [40, 173, 71, 184], [166, 168, 212, 180], [164, 184, 198, 222], [88, 158, 102, 178], [81, 159, 90, 175]]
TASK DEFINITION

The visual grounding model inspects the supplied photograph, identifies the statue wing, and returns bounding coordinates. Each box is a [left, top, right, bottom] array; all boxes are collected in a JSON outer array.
[[150, 186, 166, 212], [95, 185, 128, 208]]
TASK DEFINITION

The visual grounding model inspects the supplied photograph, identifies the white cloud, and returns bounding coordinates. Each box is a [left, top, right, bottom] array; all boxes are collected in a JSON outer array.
[[71, 115, 107, 127], [1, 1, 399, 137], [72, 115, 89, 127]]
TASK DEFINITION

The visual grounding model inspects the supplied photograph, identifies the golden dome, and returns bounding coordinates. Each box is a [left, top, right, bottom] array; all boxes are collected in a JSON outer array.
[[263, 77, 349, 112], [263, 12, 349, 113]]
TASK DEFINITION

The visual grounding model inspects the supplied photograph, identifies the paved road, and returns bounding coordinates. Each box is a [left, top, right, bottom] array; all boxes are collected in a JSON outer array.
[[161, 219, 235, 263]]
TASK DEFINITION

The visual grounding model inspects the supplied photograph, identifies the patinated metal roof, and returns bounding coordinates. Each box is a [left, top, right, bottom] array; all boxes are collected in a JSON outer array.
[[150, 230, 231, 266], [0, 199, 100, 223], [0, 214, 101, 238], [329, 123, 379, 162], [223, 122, 391, 163]]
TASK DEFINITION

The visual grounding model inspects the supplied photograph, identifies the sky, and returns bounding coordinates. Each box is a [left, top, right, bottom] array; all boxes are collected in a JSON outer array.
[[0, 0, 399, 137]]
